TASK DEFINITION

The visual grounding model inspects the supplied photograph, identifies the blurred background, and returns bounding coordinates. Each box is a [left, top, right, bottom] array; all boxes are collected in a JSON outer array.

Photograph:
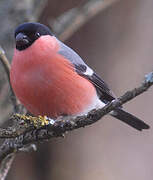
[[0, 0, 153, 179]]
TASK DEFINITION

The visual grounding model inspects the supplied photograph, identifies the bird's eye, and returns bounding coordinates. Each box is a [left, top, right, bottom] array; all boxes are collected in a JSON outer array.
[[35, 32, 40, 37]]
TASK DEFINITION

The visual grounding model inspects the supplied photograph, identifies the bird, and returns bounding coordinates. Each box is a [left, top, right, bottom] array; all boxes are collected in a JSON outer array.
[[10, 22, 150, 131]]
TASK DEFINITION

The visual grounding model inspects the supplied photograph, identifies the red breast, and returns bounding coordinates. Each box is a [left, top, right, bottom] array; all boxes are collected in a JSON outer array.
[[10, 36, 97, 118]]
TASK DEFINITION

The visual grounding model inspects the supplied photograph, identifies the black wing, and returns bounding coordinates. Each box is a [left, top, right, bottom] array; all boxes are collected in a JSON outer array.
[[57, 39, 115, 103], [84, 72, 115, 102]]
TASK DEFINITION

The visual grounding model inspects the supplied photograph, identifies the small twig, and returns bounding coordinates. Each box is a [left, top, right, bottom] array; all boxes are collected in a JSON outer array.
[[0, 46, 26, 114], [0, 154, 15, 180], [51, 0, 119, 41], [0, 46, 19, 112], [0, 143, 36, 180], [0, 46, 11, 82]]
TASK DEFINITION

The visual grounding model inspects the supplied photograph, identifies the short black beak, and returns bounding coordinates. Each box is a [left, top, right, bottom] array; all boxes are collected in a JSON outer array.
[[16, 33, 29, 47]]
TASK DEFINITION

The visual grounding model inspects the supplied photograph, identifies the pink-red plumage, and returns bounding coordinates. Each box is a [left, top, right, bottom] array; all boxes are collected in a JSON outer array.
[[10, 36, 97, 117]]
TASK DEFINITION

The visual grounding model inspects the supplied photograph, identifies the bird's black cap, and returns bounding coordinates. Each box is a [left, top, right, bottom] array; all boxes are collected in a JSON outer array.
[[15, 22, 53, 51]]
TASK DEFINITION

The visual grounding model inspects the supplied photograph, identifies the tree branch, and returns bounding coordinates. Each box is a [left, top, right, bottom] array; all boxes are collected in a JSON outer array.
[[0, 70, 152, 163], [51, 0, 120, 41]]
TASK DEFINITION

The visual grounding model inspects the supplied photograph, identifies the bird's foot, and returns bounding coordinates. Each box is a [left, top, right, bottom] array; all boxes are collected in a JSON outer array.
[[15, 114, 55, 128]]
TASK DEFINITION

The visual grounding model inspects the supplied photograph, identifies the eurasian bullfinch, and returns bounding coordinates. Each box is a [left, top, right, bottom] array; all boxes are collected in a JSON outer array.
[[10, 22, 149, 131]]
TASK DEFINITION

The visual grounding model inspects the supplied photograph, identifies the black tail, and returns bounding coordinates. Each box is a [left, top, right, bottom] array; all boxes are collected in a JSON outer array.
[[111, 108, 150, 131]]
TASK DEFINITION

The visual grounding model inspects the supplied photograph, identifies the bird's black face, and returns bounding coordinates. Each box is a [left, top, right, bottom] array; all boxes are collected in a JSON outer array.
[[15, 22, 53, 51]]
